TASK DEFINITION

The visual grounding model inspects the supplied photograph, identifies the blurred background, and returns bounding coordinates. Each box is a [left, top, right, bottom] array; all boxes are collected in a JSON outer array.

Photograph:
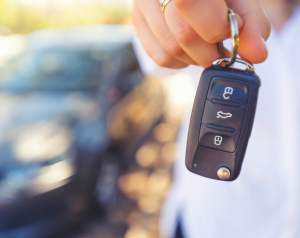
[[0, 0, 195, 237]]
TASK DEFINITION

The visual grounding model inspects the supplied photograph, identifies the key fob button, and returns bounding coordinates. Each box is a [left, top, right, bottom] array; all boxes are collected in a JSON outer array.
[[199, 125, 240, 152], [207, 77, 249, 106], [202, 100, 246, 131]]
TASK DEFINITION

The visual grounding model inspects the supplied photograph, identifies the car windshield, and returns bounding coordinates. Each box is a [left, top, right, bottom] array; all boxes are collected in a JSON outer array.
[[0, 45, 108, 91]]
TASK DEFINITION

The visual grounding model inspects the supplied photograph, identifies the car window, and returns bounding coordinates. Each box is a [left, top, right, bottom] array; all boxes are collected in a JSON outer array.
[[0, 45, 107, 91]]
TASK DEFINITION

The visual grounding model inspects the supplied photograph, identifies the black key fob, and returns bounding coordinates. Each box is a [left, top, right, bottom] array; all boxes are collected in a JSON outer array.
[[185, 8, 261, 181], [186, 63, 261, 181]]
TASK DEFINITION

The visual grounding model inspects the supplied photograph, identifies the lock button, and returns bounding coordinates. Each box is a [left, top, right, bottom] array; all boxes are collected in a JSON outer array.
[[207, 77, 249, 106], [199, 125, 240, 152]]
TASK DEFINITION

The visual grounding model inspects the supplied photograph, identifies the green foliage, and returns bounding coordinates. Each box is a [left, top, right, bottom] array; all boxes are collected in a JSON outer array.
[[0, 0, 132, 34]]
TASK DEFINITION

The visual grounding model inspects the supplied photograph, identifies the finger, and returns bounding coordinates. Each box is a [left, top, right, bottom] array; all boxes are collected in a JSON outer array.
[[132, 6, 188, 69], [172, 0, 243, 43], [136, 0, 197, 65], [164, 2, 230, 68], [229, 0, 271, 63]]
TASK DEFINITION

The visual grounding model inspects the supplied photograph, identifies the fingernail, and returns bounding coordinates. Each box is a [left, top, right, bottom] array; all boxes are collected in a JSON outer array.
[[261, 37, 267, 49], [261, 37, 268, 58]]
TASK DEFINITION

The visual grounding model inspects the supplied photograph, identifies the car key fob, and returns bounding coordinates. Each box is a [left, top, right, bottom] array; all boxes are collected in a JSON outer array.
[[186, 64, 260, 181], [185, 9, 261, 181]]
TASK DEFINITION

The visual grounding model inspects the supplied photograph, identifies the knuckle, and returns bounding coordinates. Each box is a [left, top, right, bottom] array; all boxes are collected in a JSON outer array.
[[201, 22, 228, 43], [173, 19, 199, 46], [162, 34, 184, 57], [173, 0, 194, 11], [153, 51, 175, 68]]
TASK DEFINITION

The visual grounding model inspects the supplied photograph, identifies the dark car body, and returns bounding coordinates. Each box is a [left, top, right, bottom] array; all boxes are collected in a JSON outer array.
[[0, 25, 153, 238]]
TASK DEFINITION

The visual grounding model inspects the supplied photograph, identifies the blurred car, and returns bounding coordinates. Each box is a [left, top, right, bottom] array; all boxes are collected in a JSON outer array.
[[0, 24, 158, 238]]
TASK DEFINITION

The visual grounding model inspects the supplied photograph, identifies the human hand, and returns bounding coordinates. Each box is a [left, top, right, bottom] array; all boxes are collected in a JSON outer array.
[[132, 0, 271, 69]]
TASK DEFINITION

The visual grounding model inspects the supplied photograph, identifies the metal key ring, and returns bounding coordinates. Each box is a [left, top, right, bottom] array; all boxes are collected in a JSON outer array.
[[226, 8, 239, 67], [216, 8, 239, 67], [213, 8, 255, 71], [213, 58, 255, 71], [216, 9, 238, 64]]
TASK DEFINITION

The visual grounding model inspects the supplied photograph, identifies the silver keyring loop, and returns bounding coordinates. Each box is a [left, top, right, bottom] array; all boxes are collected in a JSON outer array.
[[213, 58, 255, 71], [216, 8, 240, 68], [227, 8, 239, 67]]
